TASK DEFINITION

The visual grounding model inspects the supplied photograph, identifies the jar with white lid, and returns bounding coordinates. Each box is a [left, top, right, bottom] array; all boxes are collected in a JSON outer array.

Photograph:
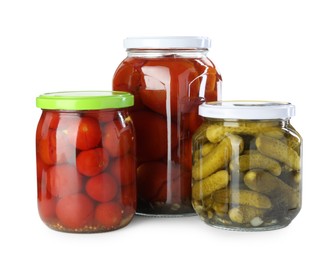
[[113, 36, 222, 216], [192, 101, 302, 231]]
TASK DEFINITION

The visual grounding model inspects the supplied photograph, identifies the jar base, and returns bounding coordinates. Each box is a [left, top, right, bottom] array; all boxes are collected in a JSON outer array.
[[136, 212, 196, 218], [204, 221, 291, 232], [136, 201, 195, 217], [201, 215, 295, 231]]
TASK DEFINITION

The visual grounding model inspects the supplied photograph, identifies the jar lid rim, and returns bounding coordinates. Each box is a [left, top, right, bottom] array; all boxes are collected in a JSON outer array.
[[199, 100, 296, 120], [124, 36, 211, 49], [36, 91, 134, 110]]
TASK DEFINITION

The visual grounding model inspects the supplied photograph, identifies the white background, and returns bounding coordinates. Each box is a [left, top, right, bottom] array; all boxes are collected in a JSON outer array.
[[0, 0, 334, 259]]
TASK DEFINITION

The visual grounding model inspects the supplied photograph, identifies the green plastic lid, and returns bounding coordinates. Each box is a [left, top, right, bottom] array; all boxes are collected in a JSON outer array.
[[36, 91, 134, 110]]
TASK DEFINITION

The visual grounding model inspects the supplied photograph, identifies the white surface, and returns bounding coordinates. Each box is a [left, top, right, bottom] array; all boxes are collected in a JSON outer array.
[[0, 0, 334, 259]]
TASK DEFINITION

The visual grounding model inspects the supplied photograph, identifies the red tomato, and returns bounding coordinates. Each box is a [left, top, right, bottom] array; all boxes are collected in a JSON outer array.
[[38, 197, 56, 222], [38, 180, 56, 221], [85, 173, 118, 202], [56, 193, 94, 229], [47, 164, 83, 197], [171, 170, 192, 201], [68, 117, 102, 150], [113, 58, 146, 111], [109, 155, 136, 186], [137, 162, 190, 203], [192, 57, 221, 94], [114, 84, 145, 112], [94, 202, 123, 228], [37, 128, 76, 165], [153, 170, 191, 204], [36, 111, 60, 142], [37, 132, 56, 165], [139, 59, 199, 116], [139, 89, 169, 115], [131, 111, 178, 163], [50, 129, 76, 164], [102, 120, 133, 158], [36, 156, 49, 182], [76, 148, 110, 177], [137, 162, 167, 201]]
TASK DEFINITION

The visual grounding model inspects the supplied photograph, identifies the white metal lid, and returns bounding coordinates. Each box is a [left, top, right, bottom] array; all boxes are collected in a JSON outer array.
[[199, 101, 296, 120], [124, 36, 211, 49]]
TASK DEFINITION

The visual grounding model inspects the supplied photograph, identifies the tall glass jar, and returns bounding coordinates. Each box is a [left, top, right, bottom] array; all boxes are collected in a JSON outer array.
[[36, 91, 136, 233], [113, 37, 222, 216], [192, 101, 302, 231]]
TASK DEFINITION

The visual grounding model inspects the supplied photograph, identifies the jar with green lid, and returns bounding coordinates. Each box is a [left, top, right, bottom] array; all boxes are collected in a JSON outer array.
[[36, 91, 136, 233], [192, 101, 302, 231]]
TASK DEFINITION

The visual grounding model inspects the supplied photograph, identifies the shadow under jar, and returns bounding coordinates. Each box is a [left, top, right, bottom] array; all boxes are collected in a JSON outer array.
[[113, 36, 222, 216], [36, 91, 136, 233], [192, 101, 302, 231]]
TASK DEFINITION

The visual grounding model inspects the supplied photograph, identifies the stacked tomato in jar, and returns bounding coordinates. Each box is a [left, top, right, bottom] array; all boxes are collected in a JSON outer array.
[[113, 37, 222, 215], [36, 91, 136, 233]]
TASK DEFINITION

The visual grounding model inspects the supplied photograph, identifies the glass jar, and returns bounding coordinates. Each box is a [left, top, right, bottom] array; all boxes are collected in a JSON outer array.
[[35, 91, 136, 233], [192, 101, 302, 231], [113, 36, 222, 216]]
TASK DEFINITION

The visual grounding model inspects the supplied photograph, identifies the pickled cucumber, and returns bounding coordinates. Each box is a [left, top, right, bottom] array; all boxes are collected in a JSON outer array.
[[229, 153, 282, 176], [244, 169, 300, 209], [213, 189, 272, 209], [192, 170, 229, 200], [206, 124, 284, 143], [256, 135, 300, 170], [192, 134, 243, 181]]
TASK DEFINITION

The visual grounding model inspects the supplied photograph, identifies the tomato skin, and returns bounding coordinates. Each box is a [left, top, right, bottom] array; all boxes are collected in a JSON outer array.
[[56, 193, 94, 229], [171, 171, 192, 201], [38, 198, 56, 222], [38, 181, 56, 221], [139, 59, 199, 117], [37, 132, 57, 165], [85, 173, 118, 202], [137, 162, 167, 201], [68, 117, 102, 151], [37, 128, 76, 166], [137, 161, 191, 203], [94, 202, 123, 228], [131, 111, 177, 163], [139, 89, 168, 115], [36, 111, 60, 143], [47, 164, 83, 197], [112, 58, 146, 111], [36, 156, 49, 182], [102, 120, 133, 158], [76, 148, 110, 177], [109, 155, 136, 186]]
